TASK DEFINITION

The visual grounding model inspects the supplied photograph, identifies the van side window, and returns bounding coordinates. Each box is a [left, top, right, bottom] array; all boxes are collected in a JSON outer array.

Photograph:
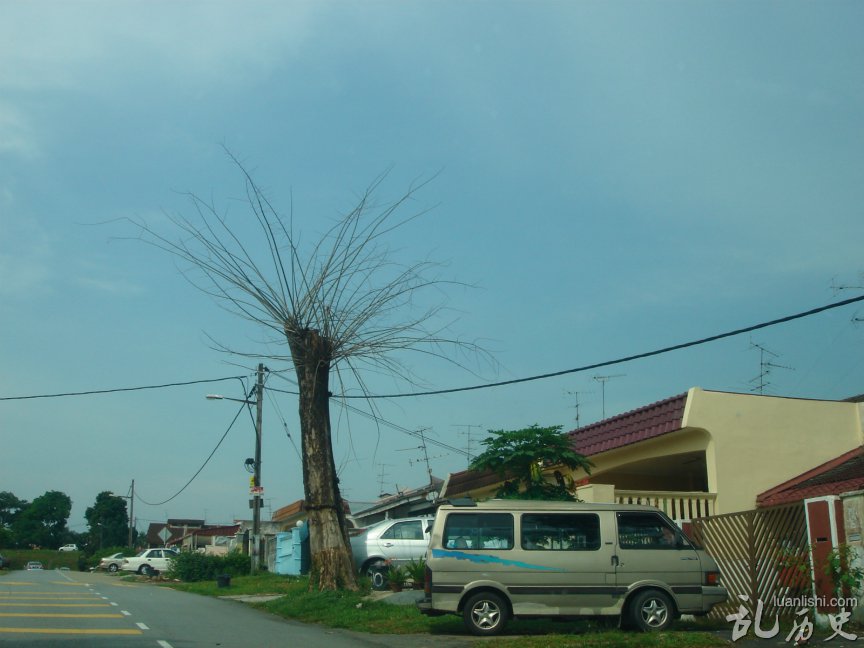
[[521, 513, 600, 551], [443, 513, 514, 550], [381, 520, 424, 540], [617, 512, 680, 549]]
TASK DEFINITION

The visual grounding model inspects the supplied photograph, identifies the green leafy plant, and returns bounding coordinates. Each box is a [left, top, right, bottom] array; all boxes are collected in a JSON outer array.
[[404, 558, 426, 588], [823, 543, 863, 598], [386, 564, 407, 590], [469, 425, 593, 501]]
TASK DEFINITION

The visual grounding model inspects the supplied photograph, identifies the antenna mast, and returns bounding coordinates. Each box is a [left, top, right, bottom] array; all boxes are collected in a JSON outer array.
[[592, 374, 625, 419]]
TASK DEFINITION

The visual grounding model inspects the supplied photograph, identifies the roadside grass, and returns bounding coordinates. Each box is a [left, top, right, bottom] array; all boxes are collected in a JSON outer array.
[[161, 573, 729, 646], [0, 549, 81, 571]]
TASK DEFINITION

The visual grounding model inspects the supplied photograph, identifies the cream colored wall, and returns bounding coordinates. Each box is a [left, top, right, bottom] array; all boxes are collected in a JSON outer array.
[[684, 388, 864, 514]]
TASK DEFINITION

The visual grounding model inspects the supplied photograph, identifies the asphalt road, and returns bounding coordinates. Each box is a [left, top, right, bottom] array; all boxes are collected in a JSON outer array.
[[0, 569, 474, 648]]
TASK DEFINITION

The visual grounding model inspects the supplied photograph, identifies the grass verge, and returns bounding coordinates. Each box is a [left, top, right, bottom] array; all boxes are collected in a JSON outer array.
[[159, 573, 729, 646]]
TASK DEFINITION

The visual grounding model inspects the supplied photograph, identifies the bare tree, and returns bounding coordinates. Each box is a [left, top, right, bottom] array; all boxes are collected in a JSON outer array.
[[133, 154, 485, 590]]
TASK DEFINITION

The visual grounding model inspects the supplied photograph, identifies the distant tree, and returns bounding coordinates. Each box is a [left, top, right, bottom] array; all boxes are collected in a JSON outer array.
[[0, 491, 25, 547], [85, 492, 130, 550], [469, 425, 593, 501], [12, 491, 72, 549], [133, 154, 488, 590]]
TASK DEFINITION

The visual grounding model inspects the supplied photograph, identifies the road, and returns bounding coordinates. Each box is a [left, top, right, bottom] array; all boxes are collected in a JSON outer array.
[[0, 569, 473, 648]]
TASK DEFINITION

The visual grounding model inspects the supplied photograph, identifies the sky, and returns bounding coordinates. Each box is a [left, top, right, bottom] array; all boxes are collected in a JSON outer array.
[[1, 1, 862, 537]]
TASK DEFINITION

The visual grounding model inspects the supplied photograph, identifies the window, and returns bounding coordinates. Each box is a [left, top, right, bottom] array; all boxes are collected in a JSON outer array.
[[443, 513, 514, 550], [520, 513, 601, 551], [381, 520, 424, 540], [617, 512, 682, 549]]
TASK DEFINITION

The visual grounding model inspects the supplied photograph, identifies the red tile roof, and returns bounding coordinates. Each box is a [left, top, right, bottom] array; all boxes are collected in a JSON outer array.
[[566, 393, 688, 456], [756, 446, 864, 507], [441, 393, 689, 498]]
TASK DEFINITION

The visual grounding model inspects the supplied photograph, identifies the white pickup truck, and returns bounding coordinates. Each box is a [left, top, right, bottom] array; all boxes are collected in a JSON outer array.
[[121, 548, 179, 576]]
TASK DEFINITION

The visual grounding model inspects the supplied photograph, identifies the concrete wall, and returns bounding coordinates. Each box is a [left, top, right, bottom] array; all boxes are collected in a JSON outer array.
[[685, 389, 863, 514]]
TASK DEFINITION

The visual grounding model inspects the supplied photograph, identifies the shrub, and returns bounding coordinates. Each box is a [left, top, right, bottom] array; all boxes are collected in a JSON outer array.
[[167, 550, 251, 582]]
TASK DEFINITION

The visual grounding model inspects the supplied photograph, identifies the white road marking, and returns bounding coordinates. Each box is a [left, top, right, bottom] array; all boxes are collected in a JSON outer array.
[[156, 641, 173, 648], [122, 610, 131, 616], [136, 622, 149, 630]]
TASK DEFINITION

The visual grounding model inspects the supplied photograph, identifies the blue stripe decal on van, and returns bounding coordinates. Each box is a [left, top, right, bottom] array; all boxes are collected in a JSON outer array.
[[431, 548, 564, 571]]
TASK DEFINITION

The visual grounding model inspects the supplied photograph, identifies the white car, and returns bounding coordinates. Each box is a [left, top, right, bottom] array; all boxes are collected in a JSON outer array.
[[350, 516, 432, 581], [58, 544, 79, 552], [121, 548, 178, 576], [98, 552, 127, 573]]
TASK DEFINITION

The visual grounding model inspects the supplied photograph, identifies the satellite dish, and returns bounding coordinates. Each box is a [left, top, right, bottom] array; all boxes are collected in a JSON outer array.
[[426, 491, 439, 502]]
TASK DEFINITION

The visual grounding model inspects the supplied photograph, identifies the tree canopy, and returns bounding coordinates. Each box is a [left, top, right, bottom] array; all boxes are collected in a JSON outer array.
[[11, 490, 72, 549], [85, 491, 130, 549], [469, 424, 592, 501]]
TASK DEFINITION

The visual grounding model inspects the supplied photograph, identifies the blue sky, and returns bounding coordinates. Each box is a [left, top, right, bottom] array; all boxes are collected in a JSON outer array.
[[1, 1, 862, 534]]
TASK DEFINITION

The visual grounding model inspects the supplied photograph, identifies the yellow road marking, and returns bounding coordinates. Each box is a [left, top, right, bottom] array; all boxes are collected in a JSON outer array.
[[0, 596, 101, 600], [0, 603, 111, 607], [0, 627, 143, 635], [51, 581, 89, 586], [0, 613, 124, 618], [0, 582, 35, 586]]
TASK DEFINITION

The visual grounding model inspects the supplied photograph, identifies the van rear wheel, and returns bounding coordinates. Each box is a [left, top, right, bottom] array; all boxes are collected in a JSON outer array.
[[463, 591, 508, 636], [628, 589, 673, 631]]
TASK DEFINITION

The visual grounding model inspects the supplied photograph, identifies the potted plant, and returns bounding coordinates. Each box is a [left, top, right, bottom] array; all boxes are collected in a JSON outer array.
[[387, 565, 407, 592], [405, 558, 426, 589]]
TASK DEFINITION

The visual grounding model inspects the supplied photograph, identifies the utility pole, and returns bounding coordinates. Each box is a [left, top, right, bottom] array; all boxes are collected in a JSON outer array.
[[206, 365, 265, 573], [128, 480, 135, 548], [252, 362, 264, 574]]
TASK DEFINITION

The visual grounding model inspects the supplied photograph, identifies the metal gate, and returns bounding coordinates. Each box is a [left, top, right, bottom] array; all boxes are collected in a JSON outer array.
[[691, 502, 809, 619]]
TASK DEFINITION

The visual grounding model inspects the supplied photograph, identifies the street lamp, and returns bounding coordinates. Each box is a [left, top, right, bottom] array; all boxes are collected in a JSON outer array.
[[206, 363, 265, 573]]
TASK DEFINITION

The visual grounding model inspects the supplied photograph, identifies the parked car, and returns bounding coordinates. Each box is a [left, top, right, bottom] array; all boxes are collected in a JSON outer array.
[[350, 516, 432, 586], [120, 548, 178, 576], [98, 552, 127, 573], [58, 544, 79, 552], [26, 561, 43, 570], [418, 499, 727, 636]]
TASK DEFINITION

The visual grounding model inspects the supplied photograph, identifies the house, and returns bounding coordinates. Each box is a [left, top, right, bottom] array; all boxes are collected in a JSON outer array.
[[169, 524, 241, 555], [144, 519, 205, 547], [348, 477, 443, 528], [441, 388, 864, 521]]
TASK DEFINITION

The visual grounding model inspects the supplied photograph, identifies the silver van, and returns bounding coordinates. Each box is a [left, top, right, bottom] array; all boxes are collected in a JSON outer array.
[[417, 499, 727, 635]]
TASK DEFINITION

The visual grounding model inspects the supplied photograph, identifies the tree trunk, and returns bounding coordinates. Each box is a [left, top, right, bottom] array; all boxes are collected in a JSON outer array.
[[288, 328, 358, 591]]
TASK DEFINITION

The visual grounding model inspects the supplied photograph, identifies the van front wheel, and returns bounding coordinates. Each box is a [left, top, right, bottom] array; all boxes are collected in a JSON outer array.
[[628, 590, 673, 632], [463, 591, 508, 636]]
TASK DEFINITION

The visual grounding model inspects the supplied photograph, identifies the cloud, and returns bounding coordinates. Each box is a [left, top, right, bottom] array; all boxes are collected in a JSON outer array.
[[0, 103, 39, 158]]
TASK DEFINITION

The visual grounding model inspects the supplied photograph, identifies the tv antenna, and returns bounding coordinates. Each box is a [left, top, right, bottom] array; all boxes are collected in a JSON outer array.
[[396, 427, 437, 486], [748, 340, 793, 395], [564, 388, 592, 428], [592, 374, 625, 419], [453, 424, 483, 462], [376, 463, 392, 498], [830, 274, 864, 296]]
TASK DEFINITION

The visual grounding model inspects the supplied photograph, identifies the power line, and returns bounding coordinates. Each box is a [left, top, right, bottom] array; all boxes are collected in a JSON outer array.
[[134, 401, 247, 507], [333, 295, 864, 399], [1, 295, 862, 404], [0, 375, 248, 402]]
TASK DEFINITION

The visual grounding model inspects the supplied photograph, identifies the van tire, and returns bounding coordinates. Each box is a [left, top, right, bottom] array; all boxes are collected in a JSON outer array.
[[628, 589, 673, 631], [463, 591, 508, 636]]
